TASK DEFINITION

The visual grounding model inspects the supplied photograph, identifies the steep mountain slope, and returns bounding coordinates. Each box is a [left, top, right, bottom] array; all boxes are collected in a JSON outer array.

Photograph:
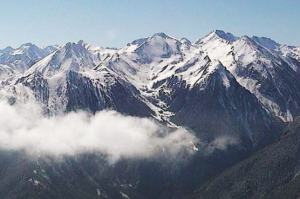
[[156, 60, 279, 147], [198, 30, 300, 122], [99, 32, 282, 147], [191, 117, 300, 199], [106, 32, 188, 88], [9, 41, 153, 116]]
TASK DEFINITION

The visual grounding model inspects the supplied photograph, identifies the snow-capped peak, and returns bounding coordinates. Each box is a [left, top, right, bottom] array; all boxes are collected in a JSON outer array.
[[19, 42, 35, 48], [151, 32, 173, 39], [26, 41, 100, 77], [214, 30, 238, 42], [13, 43, 45, 58], [251, 36, 280, 51], [0, 46, 14, 54], [63, 41, 85, 52], [43, 45, 60, 54], [2, 30, 300, 124], [180, 37, 192, 46], [132, 32, 182, 62], [0, 43, 57, 72], [236, 36, 260, 49], [196, 30, 238, 45]]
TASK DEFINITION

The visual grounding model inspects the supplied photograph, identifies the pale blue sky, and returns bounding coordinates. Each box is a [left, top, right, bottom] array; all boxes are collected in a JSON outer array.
[[0, 0, 299, 48]]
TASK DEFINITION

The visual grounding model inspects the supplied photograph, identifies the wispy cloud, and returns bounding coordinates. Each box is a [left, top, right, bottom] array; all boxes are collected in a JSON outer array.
[[0, 100, 197, 162]]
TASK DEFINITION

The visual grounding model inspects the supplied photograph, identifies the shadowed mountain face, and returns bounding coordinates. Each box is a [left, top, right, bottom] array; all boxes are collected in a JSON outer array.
[[191, 118, 300, 199], [153, 64, 280, 149], [0, 145, 251, 199], [0, 31, 299, 198]]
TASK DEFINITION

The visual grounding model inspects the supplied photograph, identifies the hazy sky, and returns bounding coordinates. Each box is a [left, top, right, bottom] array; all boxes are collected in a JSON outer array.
[[0, 0, 299, 48]]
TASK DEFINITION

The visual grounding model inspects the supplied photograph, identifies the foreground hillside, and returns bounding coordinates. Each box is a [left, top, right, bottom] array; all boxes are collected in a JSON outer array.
[[192, 117, 300, 199]]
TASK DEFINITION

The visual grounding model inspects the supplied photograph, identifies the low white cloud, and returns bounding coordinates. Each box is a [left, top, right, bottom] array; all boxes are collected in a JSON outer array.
[[212, 136, 239, 150], [0, 100, 197, 162], [204, 136, 239, 154]]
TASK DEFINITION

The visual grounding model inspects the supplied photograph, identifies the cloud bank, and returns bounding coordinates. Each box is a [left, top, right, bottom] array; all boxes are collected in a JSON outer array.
[[0, 100, 197, 161]]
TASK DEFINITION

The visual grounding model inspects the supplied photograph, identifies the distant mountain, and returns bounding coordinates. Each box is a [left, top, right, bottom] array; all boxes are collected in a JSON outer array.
[[0, 30, 300, 198], [0, 43, 58, 73], [3, 30, 299, 148]]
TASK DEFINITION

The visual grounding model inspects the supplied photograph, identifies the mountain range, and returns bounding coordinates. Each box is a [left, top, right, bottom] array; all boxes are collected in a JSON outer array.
[[0, 30, 300, 198]]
